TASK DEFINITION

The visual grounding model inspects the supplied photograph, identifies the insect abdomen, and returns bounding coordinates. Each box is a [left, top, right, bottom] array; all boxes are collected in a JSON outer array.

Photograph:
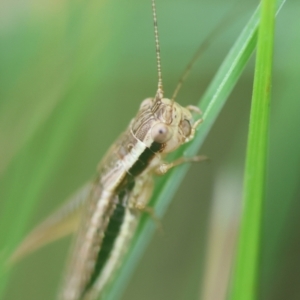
[[81, 200, 126, 298]]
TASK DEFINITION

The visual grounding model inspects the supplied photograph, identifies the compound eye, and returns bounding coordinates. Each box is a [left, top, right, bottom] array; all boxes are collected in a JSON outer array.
[[181, 119, 191, 137], [151, 123, 172, 143]]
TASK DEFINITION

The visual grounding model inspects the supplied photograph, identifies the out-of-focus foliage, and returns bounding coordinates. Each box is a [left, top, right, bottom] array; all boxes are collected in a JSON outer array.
[[0, 0, 299, 299]]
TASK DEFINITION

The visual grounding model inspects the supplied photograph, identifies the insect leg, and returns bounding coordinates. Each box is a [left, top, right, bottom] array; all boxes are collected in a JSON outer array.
[[126, 173, 153, 210], [185, 118, 203, 143], [186, 105, 202, 114], [155, 155, 208, 175], [9, 182, 91, 264]]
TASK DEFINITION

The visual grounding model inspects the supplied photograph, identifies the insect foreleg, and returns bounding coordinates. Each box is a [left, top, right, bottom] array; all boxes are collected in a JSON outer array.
[[154, 155, 208, 175], [128, 174, 154, 212], [185, 105, 202, 114], [127, 174, 165, 232], [185, 118, 203, 143]]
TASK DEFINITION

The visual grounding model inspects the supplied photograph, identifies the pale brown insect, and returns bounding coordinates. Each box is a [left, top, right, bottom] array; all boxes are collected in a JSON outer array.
[[11, 1, 209, 299]]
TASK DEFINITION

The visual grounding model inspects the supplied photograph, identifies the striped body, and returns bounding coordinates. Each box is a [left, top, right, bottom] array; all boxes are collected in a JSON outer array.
[[10, 2, 205, 298], [60, 97, 198, 300]]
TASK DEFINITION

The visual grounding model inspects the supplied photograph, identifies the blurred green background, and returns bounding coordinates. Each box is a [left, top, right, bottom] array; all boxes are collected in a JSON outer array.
[[0, 0, 299, 299]]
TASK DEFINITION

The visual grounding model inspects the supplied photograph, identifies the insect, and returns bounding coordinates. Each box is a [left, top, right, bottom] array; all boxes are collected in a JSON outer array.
[[11, 0, 206, 299]]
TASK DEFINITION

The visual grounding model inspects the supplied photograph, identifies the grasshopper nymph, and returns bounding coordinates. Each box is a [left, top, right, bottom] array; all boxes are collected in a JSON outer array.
[[12, 0, 203, 299]]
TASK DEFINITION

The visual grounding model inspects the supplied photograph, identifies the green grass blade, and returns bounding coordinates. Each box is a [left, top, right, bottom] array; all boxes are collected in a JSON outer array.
[[102, 1, 285, 299], [230, 0, 277, 299]]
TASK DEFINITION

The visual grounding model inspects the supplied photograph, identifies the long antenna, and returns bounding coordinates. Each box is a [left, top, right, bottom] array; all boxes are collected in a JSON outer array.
[[152, 0, 163, 100], [171, 10, 235, 101]]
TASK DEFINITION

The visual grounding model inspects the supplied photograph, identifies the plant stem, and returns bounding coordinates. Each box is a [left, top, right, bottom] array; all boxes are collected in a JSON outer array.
[[230, 0, 277, 299]]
